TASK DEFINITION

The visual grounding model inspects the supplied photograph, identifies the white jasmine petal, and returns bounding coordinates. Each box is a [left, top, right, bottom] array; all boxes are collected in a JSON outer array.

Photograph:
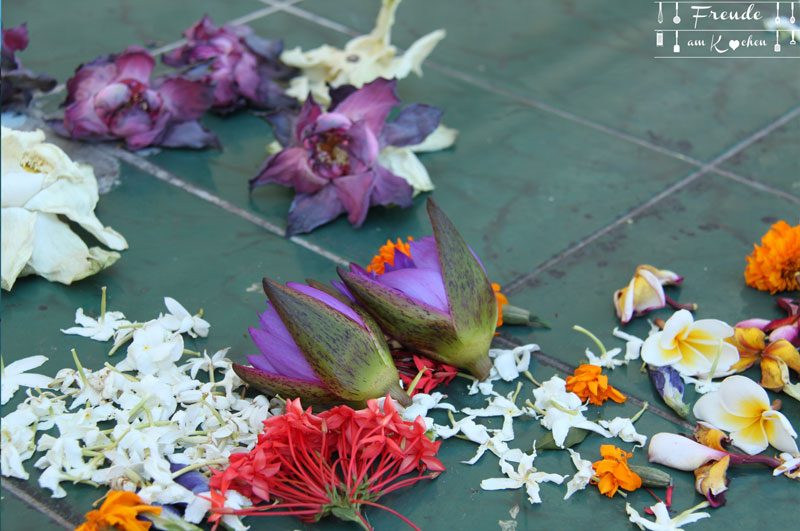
[[1, 355, 52, 404], [563, 449, 593, 500], [599, 417, 648, 447]]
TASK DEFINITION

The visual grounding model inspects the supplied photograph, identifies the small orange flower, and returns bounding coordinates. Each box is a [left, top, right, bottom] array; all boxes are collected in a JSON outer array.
[[493, 283, 508, 328], [76, 491, 160, 531], [744, 220, 800, 294], [565, 364, 627, 406], [366, 237, 413, 274], [591, 445, 642, 498]]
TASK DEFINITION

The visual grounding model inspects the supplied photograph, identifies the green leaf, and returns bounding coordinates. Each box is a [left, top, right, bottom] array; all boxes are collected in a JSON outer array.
[[535, 428, 589, 450], [427, 197, 497, 338]]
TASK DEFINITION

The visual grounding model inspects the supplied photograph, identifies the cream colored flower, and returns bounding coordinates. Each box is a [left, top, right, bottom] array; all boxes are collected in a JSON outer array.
[[281, 0, 445, 104], [694, 375, 798, 455], [1, 127, 127, 290], [626, 502, 710, 531], [641, 310, 739, 377]]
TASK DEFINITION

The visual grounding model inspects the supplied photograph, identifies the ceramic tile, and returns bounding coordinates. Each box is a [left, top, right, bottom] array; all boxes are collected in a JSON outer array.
[[2, 0, 267, 82], [145, 12, 699, 286], [721, 114, 800, 197], [501, 172, 800, 422], [301, 0, 800, 161]]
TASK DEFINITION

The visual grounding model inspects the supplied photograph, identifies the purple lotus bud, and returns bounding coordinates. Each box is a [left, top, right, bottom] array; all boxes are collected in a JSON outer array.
[[1, 24, 56, 106], [162, 15, 296, 113], [250, 78, 444, 236], [49, 46, 218, 150], [337, 198, 497, 380], [233, 278, 410, 406], [648, 364, 690, 418]]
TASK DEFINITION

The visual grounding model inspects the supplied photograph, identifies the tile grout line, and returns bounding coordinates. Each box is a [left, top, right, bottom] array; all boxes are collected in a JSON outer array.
[[1, 479, 78, 529], [493, 335, 695, 430], [712, 167, 800, 204], [44, 0, 301, 96], [503, 104, 800, 295], [107, 148, 352, 267], [275, 2, 800, 207]]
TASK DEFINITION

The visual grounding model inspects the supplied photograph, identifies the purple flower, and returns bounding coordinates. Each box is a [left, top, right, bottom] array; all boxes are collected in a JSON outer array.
[[1, 24, 56, 106], [233, 278, 409, 406], [250, 78, 443, 236], [336, 198, 498, 380], [647, 365, 690, 418], [162, 15, 296, 114], [50, 46, 219, 150]]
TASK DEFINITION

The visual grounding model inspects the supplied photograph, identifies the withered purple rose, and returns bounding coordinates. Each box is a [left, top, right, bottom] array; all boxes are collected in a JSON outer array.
[[50, 46, 219, 150], [162, 15, 296, 114], [250, 78, 444, 236], [1, 24, 56, 106]]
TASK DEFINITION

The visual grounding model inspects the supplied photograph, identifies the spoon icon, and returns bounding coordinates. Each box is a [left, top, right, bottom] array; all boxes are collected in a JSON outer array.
[[776, 2, 781, 24], [658, 2, 664, 24], [673, 2, 681, 23], [791, 3, 795, 23]]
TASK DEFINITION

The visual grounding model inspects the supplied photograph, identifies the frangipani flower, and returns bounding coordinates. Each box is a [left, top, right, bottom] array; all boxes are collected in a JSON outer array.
[[647, 432, 784, 471], [337, 198, 498, 379], [1, 127, 128, 290], [614, 265, 691, 324], [162, 15, 296, 113], [50, 46, 219, 150], [233, 278, 409, 405], [1, 355, 52, 405], [626, 502, 710, 531], [1, 24, 56, 106], [736, 298, 800, 347], [693, 375, 798, 455], [480, 452, 566, 504], [694, 455, 729, 507], [745, 220, 800, 294], [251, 78, 446, 235], [281, 0, 445, 105], [641, 310, 739, 377]]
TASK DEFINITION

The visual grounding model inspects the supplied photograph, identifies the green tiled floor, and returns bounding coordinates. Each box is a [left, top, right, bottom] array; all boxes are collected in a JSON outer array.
[[2, 0, 799, 530]]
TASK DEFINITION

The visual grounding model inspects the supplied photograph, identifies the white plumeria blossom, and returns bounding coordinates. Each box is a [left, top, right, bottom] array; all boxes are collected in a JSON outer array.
[[774, 452, 800, 477], [1, 355, 52, 404], [1, 127, 127, 290], [281, 0, 445, 105], [612, 327, 644, 362], [626, 502, 710, 531], [693, 375, 798, 455], [1, 296, 273, 525], [530, 376, 612, 447], [641, 310, 739, 378], [599, 417, 648, 447], [61, 308, 131, 342], [563, 449, 594, 500], [480, 451, 566, 504], [467, 344, 538, 396], [159, 297, 210, 338]]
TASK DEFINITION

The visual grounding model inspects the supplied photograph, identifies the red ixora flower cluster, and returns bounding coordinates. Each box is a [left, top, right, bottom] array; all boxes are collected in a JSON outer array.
[[207, 396, 444, 531], [392, 351, 458, 396]]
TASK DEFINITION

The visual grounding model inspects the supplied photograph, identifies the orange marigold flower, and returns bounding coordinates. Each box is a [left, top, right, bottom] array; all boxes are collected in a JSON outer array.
[[76, 491, 160, 531], [366, 237, 413, 274], [565, 364, 627, 406], [493, 283, 508, 328], [591, 445, 642, 498], [744, 220, 800, 294]]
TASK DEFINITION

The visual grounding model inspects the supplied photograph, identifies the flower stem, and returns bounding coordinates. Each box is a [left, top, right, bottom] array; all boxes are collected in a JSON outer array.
[[71, 349, 89, 389], [631, 402, 649, 423], [705, 341, 723, 381], [665, 295, 697, 312], [354, 500, 421, 531], [406, 367, 428, 397], [171, 458, 229, 479], [100, 286, 107, 325], [573, 325, 607, 357]]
